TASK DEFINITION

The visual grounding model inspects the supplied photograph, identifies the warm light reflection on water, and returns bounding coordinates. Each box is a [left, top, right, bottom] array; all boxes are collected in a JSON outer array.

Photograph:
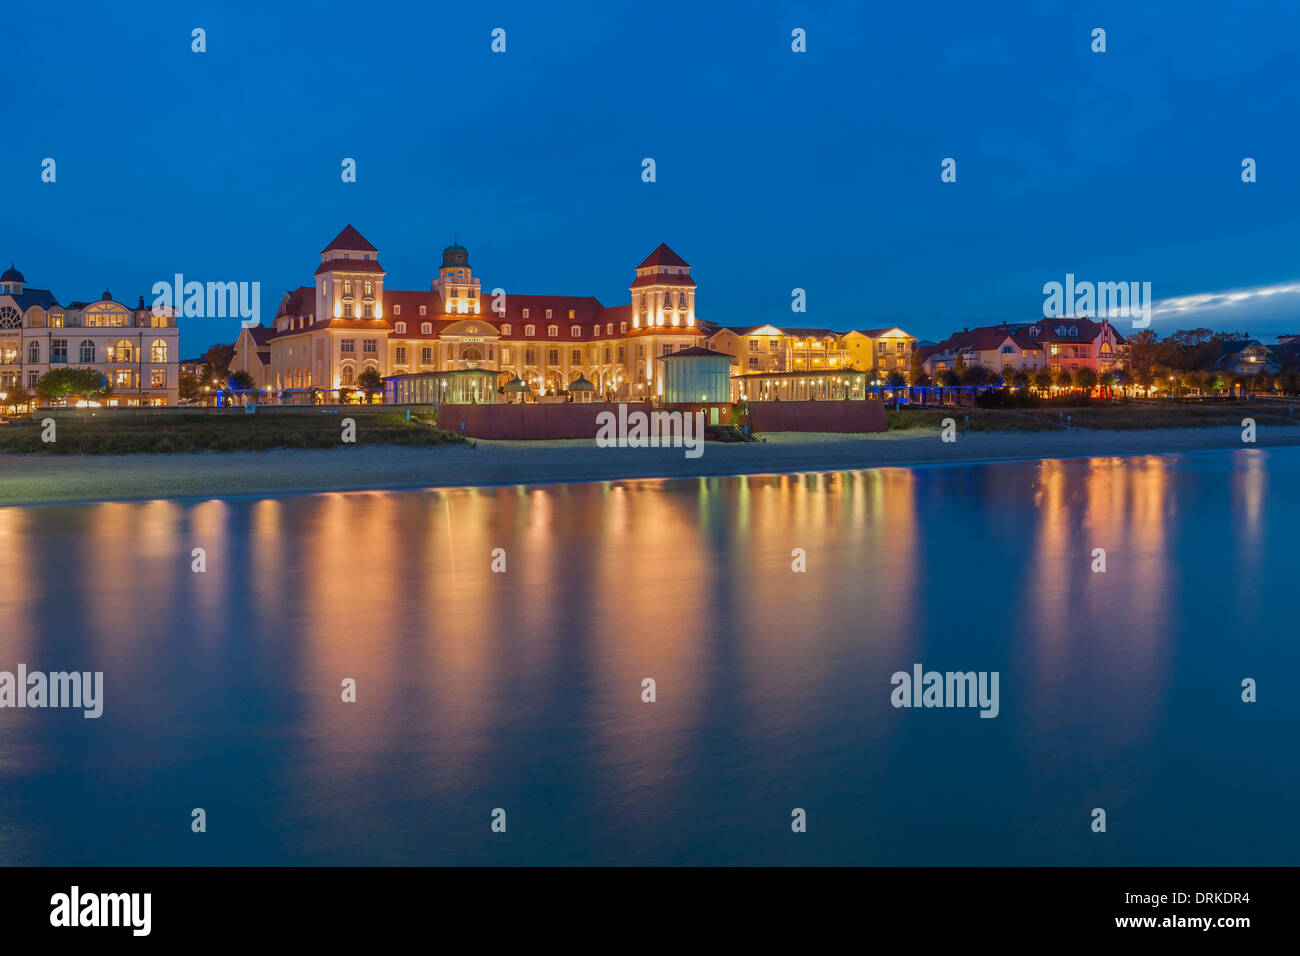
[[0, 449, 1295, 865]]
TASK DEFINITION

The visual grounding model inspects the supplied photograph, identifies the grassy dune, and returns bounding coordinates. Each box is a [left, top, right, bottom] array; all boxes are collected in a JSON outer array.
[[0, 411, 466, 454]]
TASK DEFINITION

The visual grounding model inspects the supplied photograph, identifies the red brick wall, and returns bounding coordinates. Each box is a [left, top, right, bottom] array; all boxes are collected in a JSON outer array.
[[747, 400, 887, 433], [443, 402, 655, 440]]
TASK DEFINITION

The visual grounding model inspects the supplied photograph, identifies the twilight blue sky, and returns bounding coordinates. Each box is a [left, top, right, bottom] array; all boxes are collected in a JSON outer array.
[[5, 0, 1300, 357]]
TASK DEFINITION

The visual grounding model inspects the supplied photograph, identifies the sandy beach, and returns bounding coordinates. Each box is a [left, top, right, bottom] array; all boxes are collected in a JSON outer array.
[[2, 425, 1297, 506]]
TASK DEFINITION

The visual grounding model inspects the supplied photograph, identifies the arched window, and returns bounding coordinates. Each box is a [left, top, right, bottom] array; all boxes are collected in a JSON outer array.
[[421, 322, 432, 334], [571, 325, 581, 337], [393, 304, 401, 316], [80, 340, 95, 363], [620, 322, 628, 334], [395, 322, 406, 334], [501, 324, 512, 335], [113, 339, 134, 363], [548, 324, 558, 337], [343, 279, 353, 294], [342, 366, 354, 385], [525, 324, 535, 336], [151, 339, 167, 363]]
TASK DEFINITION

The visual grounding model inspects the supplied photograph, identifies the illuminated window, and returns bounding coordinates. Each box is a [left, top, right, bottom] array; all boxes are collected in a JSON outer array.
[[395, 346, 407, 364], [502, 324, 512, 335], [151, 339, 167, 363]]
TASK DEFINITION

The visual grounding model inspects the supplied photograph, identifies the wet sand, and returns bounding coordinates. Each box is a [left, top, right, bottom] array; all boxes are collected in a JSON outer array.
[[2, 426, 1297, 506]]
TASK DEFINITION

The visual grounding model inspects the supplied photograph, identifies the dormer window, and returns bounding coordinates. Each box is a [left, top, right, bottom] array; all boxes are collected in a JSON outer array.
[[606, 323, 613, 335], [572, 326, 581, 337], [393, 305, 401, 316], [1029, 327, 1039, 337], [1069, 327, 1078, 337], [522, 308, 530, 319], [568, 310, 575, 319], [545, 309, 553, 319], [395, 322, 406, 334], [525, 324, 535, 336], [502, 324, 512, 335], [419, 306, 427, 315], [620, 322, 628, 334], [548, 325, 558, 337], [421, 322, 432, 334]]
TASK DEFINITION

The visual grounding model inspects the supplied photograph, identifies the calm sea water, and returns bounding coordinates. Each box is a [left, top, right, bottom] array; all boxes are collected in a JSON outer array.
[[0, 448, 1295, 865]]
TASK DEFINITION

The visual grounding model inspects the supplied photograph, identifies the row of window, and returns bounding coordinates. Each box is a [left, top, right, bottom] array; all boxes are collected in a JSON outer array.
[[27, 339, 169, 364], [339, 339, 379, 354], [9, 367, 167, 389]]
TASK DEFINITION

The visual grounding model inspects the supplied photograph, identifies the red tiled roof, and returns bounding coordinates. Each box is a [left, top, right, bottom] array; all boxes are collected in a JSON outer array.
[[384, 289, 443, 324], [598, 304, 631, 325], [314, 258, 386, 276], [637, 243, 689, 269], [321, 224, 377, 254], [630, 273, 695, 289], [275, 286, 316, 319]]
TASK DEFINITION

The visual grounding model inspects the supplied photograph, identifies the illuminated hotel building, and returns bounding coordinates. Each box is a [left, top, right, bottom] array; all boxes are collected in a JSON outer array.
[[0, 265, 180, 405], [233, 226, 705, 401]]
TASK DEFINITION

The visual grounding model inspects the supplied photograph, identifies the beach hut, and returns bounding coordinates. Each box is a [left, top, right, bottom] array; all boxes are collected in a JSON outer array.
[[503, 376, 530, 404], [568, 374, 597, 403]]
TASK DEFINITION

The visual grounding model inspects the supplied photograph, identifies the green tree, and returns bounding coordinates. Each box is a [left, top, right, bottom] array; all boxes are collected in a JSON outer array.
[[202, 343, 236, 382], [228, 369, 256, 391], [356, 366, 385, 401], [908, 349, 926, 385], [35, 368, 109, 404], [179, 372, 202, 403]]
